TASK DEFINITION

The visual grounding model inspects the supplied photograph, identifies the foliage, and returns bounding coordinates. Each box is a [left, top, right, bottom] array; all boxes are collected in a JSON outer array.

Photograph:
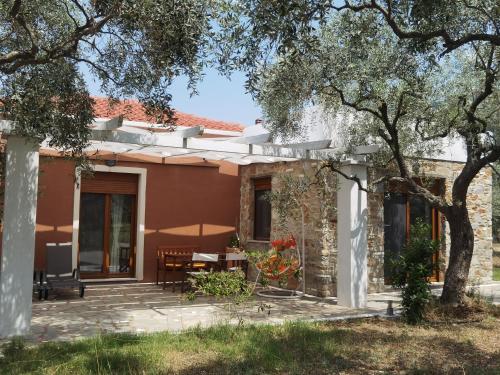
[[188, 270, 251, 302], [391, 220, 440, 324], [250, 236, 301, 288], [228, 233, 240, 248], [268, 174, 309, 229], [493, 267, 500, 281], [0, 0, 215, 153], [186, 270, 256, 324], [216, 1, 499, 89]]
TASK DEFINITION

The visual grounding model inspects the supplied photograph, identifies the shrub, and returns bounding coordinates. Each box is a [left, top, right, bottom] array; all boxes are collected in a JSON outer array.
[[391, 219, 439, 324], [188, 270, 252, 303]]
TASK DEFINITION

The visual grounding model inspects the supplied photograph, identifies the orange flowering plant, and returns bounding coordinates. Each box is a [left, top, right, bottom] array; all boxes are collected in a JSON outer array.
[[251, 235, 301, 287]]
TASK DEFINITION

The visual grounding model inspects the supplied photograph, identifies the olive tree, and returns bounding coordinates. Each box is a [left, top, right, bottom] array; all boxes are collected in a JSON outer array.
[[217, 1, 499, 305], [0, 0, 214, 153]]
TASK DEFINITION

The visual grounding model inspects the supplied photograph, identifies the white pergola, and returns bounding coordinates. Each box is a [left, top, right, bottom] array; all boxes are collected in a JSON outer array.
[[0, 118, 376, 337]]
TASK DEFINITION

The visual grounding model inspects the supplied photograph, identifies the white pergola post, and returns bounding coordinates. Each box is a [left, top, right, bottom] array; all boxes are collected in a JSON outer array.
[[0, 136, 40, 338], [337, 160, 368, 308]]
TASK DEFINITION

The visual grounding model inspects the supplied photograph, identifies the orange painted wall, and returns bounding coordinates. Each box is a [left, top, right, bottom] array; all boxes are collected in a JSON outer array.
[[34, 158, 76, 270], [34, 157, 241, 282]]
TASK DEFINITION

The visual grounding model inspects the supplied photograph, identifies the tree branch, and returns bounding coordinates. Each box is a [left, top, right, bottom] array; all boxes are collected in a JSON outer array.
[[0, 7, 115, 74], [332, 0, 500, 54], [318, 160, 370, 193], [329, 85, 383, 120], [69, 56, 120, 85]]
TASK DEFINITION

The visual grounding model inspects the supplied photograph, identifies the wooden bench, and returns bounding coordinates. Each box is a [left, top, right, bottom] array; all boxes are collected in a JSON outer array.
[[156, 245, 200, 292]]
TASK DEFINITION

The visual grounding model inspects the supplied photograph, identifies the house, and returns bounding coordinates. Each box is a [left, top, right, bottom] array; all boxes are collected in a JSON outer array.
[[0, 97, 494, 337]]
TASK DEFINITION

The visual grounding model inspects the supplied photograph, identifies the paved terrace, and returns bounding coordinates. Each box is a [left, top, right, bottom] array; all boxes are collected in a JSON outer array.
[[10, 282, 500, 343], [23, 283, 400, 343]]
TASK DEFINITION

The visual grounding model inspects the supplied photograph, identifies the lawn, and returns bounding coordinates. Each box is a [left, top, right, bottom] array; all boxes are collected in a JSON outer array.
[[494, 267, 500, 281], [1, 317, 499, 375], [493, 244, 500, 281]]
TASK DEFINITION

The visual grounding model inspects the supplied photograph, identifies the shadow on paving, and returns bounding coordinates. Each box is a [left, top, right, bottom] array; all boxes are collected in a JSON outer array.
[[1, 319, 499, 374]]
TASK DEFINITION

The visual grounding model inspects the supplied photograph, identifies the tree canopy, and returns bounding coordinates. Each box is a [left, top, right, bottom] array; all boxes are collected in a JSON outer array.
[[0, 0, 214, 154]]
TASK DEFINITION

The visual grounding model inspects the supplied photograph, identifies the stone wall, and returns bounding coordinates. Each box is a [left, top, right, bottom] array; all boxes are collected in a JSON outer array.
[[366, 168, 386, 292], [240, 159, 493, 297], [240, 161, 337, 297], [418, 160, 493, 282]]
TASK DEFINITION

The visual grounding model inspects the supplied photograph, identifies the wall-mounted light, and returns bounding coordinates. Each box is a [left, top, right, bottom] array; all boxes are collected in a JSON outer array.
[[105, 159, 117, 167]]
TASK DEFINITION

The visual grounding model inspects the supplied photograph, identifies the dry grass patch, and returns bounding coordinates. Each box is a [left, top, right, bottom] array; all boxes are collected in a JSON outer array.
[[334, 318, 499, 374], [425, 295, 500, 324]]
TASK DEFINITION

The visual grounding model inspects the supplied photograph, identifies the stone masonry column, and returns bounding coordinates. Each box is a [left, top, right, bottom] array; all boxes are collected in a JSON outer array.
[[0, 136, 40, 337], [337, 160, 368, 308]]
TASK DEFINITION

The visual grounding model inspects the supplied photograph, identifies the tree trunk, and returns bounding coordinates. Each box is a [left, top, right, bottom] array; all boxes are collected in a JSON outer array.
[[440, 205, 475, 305]]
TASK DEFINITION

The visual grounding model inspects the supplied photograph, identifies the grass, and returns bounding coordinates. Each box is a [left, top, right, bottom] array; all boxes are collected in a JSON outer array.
[[494, 267, 500, 281], [1, 317, 499, 375]]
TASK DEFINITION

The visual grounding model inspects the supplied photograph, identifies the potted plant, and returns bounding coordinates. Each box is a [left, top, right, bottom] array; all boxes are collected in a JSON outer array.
[[226, 233, 241, 253]]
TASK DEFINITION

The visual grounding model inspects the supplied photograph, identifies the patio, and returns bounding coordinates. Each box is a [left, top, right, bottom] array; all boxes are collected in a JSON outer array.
[[25, 283, 400, 343]]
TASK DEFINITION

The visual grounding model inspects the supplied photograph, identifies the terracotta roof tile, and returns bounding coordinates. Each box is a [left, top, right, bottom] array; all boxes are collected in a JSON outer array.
[[93, 97, 244, 132]]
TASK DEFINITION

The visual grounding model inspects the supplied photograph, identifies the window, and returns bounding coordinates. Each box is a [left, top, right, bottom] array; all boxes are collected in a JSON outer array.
[[253, 177, 272, 241]]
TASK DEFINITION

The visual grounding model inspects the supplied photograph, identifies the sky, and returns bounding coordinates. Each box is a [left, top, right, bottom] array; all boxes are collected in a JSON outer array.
[[84, 67, 262, 127]]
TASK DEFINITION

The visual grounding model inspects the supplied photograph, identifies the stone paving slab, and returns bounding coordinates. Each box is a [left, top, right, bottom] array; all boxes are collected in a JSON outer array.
[[4, 282, 498, 344]]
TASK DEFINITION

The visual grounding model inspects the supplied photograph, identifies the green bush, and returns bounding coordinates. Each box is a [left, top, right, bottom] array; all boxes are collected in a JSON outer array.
[[391, 219, 440, 324], [188, 270, 252, 303]]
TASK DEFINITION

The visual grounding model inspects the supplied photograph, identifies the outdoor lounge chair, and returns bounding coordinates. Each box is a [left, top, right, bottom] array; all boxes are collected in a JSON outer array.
[[41, 243, 85, 299]]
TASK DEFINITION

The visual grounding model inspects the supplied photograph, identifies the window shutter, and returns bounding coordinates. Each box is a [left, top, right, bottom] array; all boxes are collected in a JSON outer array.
[[253, 177, 271, 190], [81, 172, 138, 195]]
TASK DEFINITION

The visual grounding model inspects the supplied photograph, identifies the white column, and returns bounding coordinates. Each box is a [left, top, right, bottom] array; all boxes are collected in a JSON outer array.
[[337, 161, 368, 308], [0, 136, 40, 337]]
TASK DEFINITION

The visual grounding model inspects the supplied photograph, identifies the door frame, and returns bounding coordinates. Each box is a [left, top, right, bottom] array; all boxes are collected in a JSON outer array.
[[72, 165, 147, 280], [384, 178, 444, 283], [78, 192, 137, 278]]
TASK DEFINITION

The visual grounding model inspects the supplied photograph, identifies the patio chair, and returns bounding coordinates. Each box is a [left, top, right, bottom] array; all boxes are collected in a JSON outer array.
[[41, 243, 85, 299], [156, 245, 200, 292], [118, 242, 131, 273], [222, 252, 249, 279], [181, 252, 220, 292]]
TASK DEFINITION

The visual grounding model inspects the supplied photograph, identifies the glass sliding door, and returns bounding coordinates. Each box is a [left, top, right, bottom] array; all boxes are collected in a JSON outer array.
[[79, 192, 136, 278], [79, 193, 106, 273], [109, 194, 134, 274]]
